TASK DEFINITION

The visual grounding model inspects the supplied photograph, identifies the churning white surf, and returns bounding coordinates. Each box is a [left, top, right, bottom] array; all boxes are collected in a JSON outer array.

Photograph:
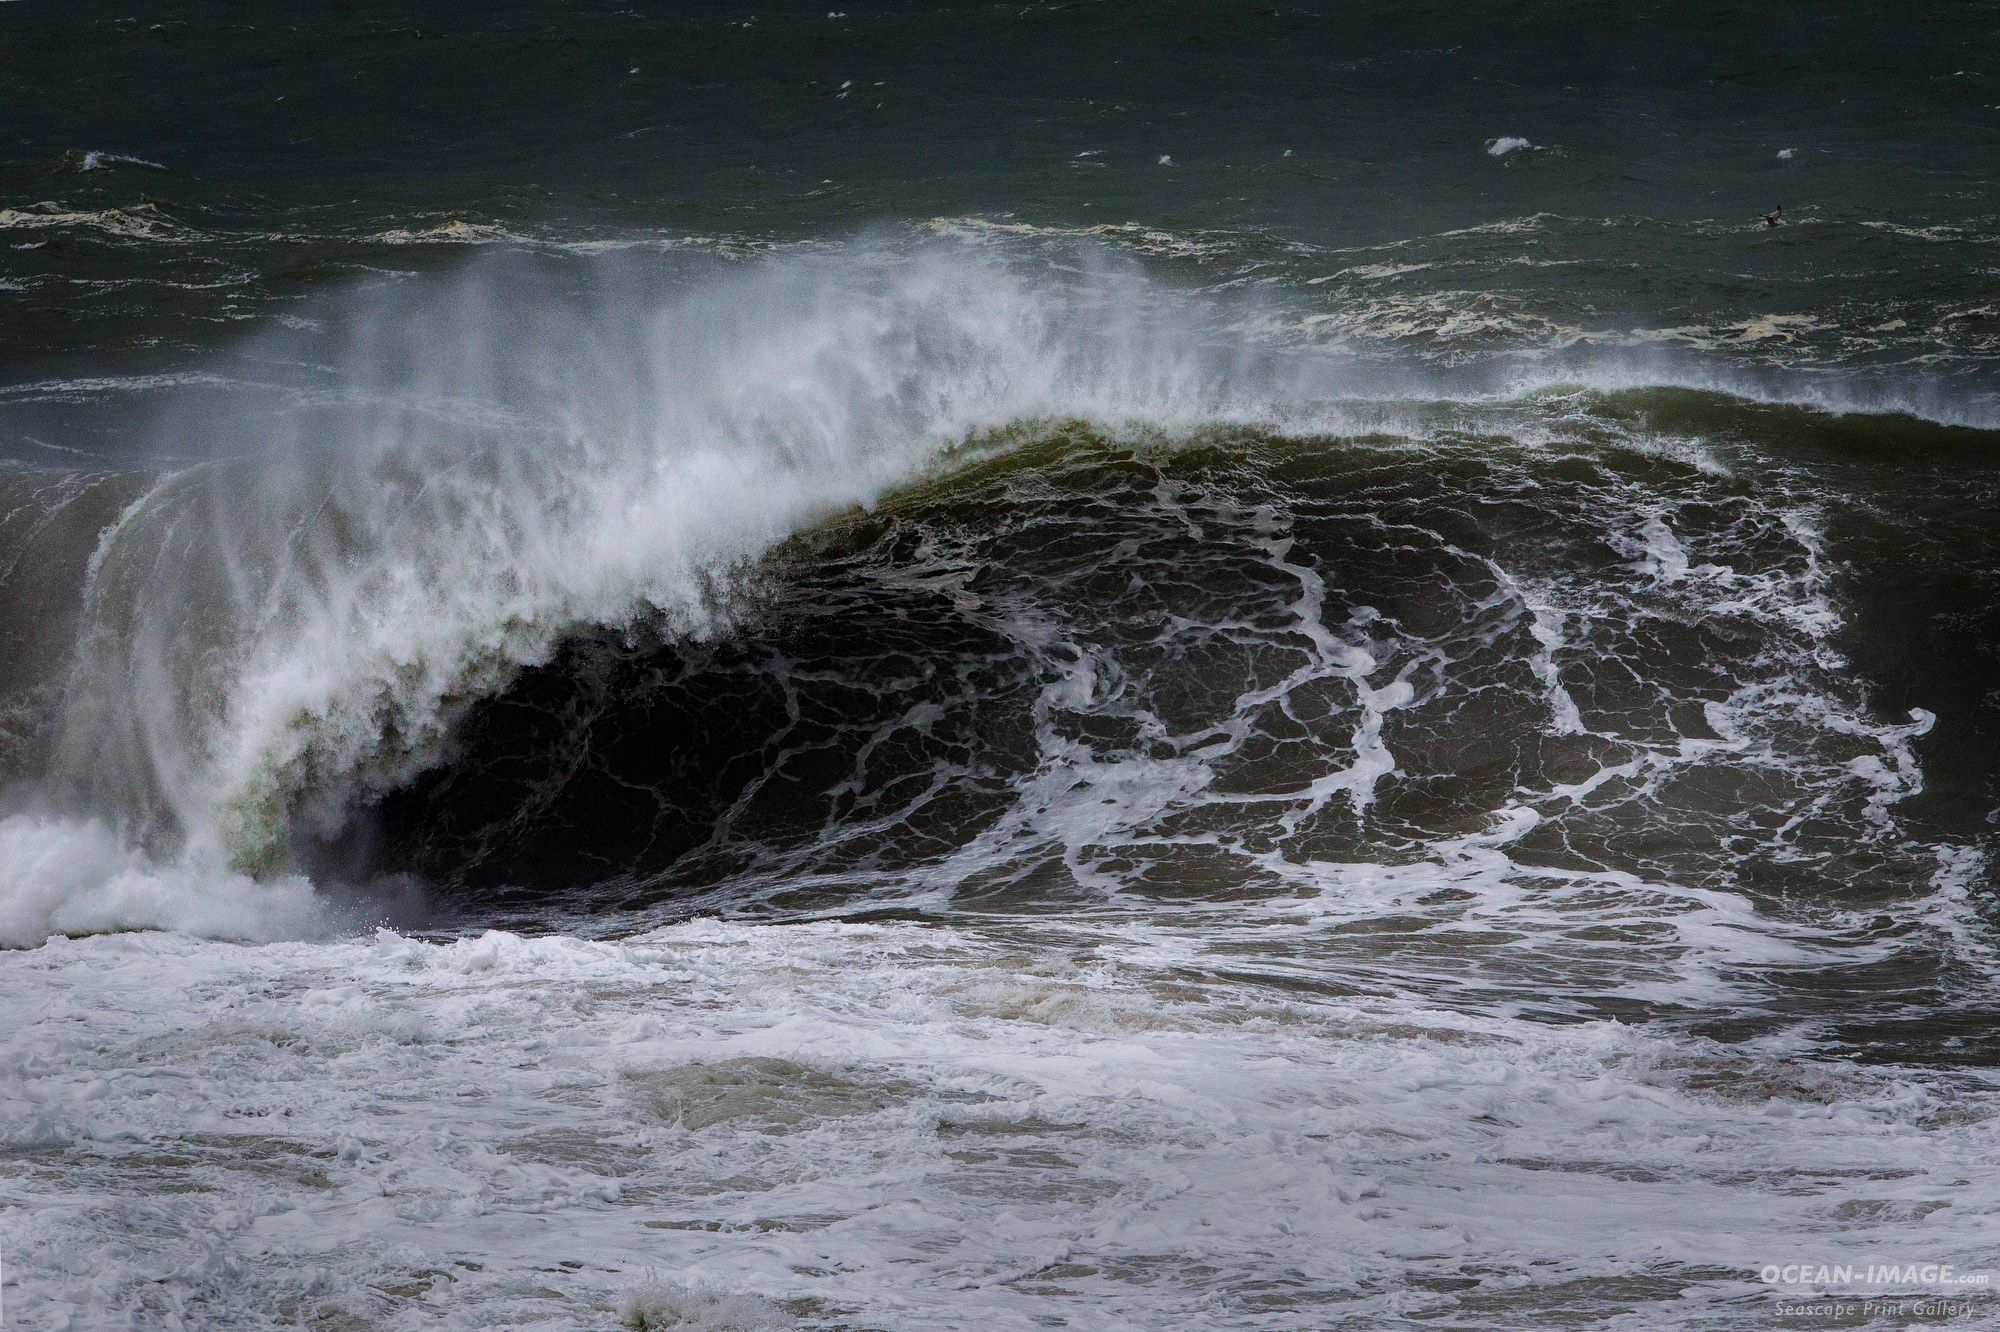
[[4, 917, 1997, 1329], [0, 812, 329, 948]]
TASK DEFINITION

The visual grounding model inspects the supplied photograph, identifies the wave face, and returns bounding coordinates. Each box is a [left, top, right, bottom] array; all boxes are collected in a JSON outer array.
[[375, 422, 1935, 926], [340, 396, 2000, 1042]]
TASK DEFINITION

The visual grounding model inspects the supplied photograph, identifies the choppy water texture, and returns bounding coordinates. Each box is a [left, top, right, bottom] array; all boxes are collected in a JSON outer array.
[[4, 3, 2000, 1329]]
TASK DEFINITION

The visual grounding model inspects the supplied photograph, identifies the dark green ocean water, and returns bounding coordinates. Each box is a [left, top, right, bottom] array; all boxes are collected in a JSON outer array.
[[5, 5, 2000, 1330], [4, 1, 1997, 380]]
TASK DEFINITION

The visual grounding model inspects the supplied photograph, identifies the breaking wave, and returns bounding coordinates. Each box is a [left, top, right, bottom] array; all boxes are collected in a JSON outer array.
[[0, 238, 1994, 947]]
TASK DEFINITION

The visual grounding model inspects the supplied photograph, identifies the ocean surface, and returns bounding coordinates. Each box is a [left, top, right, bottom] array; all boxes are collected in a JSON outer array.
[[4, 3, 2000, 1328]]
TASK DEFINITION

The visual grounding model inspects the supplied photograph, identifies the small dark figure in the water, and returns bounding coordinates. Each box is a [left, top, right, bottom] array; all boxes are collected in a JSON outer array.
[[1764, 204, 1784, 228]]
